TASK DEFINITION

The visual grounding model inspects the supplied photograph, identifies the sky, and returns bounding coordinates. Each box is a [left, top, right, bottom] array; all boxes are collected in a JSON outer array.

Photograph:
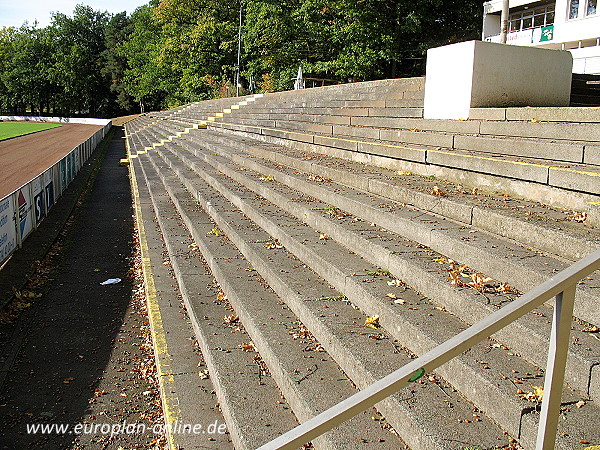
[[0, 0, 149, 28]]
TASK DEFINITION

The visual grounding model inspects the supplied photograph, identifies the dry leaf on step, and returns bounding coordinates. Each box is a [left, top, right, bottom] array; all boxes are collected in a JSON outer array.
[[365, 315, 380, 329]]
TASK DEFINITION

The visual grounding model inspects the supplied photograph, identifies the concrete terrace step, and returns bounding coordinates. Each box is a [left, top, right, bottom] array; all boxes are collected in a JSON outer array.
[[145, 125, 599, 264], [215, 107, 600, 166], [133, 156, 296, 449], [130, 161, 234, 450], [208, 119, 600, 218], [132, 156, 301, 449], [135, 148, 521, 450], [141, 144, 518, 450], [142, 139, 599, 450], [173, 130, 600, 403], [135, 153, 409, 450], [196, 129, 600, 327]]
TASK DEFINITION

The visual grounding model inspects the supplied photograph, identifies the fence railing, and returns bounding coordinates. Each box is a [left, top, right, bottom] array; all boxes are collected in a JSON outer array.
[[0, 117, 111, 266], [257, 248, 600, 450]]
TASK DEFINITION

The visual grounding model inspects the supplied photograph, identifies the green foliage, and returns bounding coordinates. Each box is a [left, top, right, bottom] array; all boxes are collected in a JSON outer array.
[[0, 0, 483, 115], [119, 5, 180, 111]]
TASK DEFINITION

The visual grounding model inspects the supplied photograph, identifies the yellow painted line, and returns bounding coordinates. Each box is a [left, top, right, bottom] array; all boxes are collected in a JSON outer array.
[[129, 161, 180, 450], [549, 166, 600, 177], [589, 201, 600, 205]]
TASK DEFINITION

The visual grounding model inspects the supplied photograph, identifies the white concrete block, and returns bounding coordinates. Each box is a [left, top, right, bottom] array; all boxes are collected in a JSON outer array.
[[424, 40, 573, 120]]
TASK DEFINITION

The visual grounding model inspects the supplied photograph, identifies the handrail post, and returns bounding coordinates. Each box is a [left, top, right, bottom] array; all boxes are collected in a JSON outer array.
[[535, 286, 576, 450]]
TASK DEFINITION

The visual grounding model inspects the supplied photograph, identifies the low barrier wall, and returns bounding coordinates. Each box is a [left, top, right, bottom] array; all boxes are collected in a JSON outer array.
[[0, 118, 111, 265]]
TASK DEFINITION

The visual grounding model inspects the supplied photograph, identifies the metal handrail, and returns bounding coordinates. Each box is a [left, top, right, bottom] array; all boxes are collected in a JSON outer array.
[[258, 248, 600, 450]]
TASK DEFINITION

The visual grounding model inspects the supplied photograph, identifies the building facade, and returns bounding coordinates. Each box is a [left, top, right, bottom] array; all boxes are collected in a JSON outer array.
[[482, 0, 600, 73]]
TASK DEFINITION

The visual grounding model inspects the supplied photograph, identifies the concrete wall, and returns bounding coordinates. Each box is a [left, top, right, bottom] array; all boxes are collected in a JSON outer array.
[[0, 116, 111, 126], [424, 40, 573, 119]]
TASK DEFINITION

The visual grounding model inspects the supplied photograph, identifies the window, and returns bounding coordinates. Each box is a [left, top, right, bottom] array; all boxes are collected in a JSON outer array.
[[570, 0, 580, 18], [509, 4, 555, 31], [588, 0, 597, 15]]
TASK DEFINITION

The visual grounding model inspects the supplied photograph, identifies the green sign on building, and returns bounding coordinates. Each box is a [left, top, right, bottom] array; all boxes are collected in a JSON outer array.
[[540, 25, 554, 42]]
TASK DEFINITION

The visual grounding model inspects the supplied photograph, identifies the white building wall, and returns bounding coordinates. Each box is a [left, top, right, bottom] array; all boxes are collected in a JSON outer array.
[[482, 0, 600, 73]]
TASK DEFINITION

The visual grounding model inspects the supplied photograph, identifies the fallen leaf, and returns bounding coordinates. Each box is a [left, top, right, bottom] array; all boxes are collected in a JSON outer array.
[[576, 400, 586, 408], [397, 171, 412, 176], [369, 333, 386, 340], [207, 227, 221, 236], [582, 326, 599, 333], [387, 279, 404, 287], [259, 175, 275, 182], [199, 370, 209, 379], [567, 212, 587, 223], [319, 234, 330, 240], [386, 293, 398, 299], [365, 315, 380, 329], [63, 377, 76, 384], [223, 314, 239, 324], [517, 385, 543, 402], [264, 240, 284, 249], [307, 174, 331, 183], [496, 282, 512, 293], [431, 186, 446, 197], [468, 272, 493, 290], [447, 265, 463, 286], [240, 342, 255, 352]]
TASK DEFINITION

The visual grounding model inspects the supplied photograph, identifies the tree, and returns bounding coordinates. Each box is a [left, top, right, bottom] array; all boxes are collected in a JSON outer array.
[[120, 5, 179, 112], [0, 25, 57, 114], [49, 5, 111, 115], [102, 12, 134, 115], [153, 0, 242, 100]]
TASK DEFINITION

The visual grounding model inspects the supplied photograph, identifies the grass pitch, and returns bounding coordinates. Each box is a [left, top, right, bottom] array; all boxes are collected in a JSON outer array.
[[0, 122, 62, 141]]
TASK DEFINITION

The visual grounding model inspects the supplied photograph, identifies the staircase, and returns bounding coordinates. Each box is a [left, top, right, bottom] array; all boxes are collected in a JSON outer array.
[[571, 74, 600, 107], [125, 78, 600, 450]]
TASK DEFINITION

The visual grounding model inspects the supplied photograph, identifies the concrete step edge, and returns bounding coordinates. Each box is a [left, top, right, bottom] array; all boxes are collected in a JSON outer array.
[[207, 123, 600, 228], [194, 131, 598, 262], [184, 128, 600, 328]]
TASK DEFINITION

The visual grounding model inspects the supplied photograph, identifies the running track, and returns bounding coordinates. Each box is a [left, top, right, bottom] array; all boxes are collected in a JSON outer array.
[[0, 123, 103, 199]]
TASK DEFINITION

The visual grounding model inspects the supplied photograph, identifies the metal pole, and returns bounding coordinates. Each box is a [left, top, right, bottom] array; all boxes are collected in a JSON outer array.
[[500, 0, 509, 43], [535, 286, 576, 450], [236, 0, 242, 97]]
